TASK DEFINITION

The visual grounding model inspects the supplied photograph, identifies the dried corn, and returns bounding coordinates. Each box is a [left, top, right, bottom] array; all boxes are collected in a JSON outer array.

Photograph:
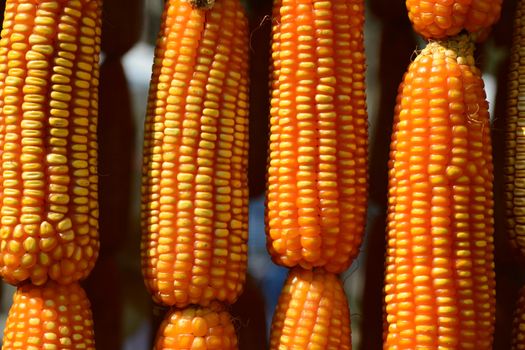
[[266, 0, 368, 274], [505, 0, 525, 258], [0, 0, 101, 286], [140, 0, 249, 308], [384, 34, 495, 349], [270, 267, 351, 350], [2, 281, 95, 350]]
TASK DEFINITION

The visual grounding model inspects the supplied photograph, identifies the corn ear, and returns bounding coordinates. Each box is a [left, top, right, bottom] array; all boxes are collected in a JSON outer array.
[[384, 34, 495, 349], [140, 0, 249, 308], [0, 0, 101, 286]]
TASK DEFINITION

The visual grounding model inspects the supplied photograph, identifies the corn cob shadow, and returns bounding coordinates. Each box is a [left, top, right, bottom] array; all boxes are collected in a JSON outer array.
[[498, 0, 525, 348], [246, 0, 270, 199], [406, 0, 503, 41], [140, 0, 250, 309]]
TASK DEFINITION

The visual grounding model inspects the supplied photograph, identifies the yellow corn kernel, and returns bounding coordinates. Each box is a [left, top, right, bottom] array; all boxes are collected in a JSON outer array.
[[154, 302, 238, 350], [406, 0, 503, 41]]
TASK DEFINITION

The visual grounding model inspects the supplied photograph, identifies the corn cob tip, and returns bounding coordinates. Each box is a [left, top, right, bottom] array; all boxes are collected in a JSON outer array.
[[154, 302, 238, 349], [406, 0, 502, 42], [188, 0, 215, 10], [422, 34, 476, 66], [3, 281, 95, 349], [270, 268, 352, 350]]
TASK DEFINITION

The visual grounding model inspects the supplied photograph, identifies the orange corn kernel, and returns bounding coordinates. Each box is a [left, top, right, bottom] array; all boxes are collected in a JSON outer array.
[[266, 0, 368, 274], [0, 0, 102, 286], [406, 0, 503, 41], [384, 34, 495, 349], [270, 267, 351, 350], [2, 281, 95, 350], [154, 302, 238, 350], [141, 0, 249, 308]]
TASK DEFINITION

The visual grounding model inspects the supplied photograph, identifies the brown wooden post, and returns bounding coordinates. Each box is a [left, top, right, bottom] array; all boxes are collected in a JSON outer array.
[[82, 1, 143, 349]]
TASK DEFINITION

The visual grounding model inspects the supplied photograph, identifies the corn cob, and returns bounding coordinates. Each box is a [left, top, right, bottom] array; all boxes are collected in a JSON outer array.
[[505, 0, 525, 258], [266, 0, 368, 273], [507, 1, 525, 349], [406, 0, 503, 40], [154, 302, 238, 350], [384, 34, 495, 349], [0, 0, 101, 286], [270, 267, 351, 350], [2, 281, 95, 350], [141, 0, 249, 308], [513, 285, 525, 350]]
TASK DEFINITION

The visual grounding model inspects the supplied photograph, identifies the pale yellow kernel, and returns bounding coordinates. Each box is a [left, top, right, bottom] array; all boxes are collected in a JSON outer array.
[[21, 253, 35, 267], [39, 252, 51, 266], [40, 237, 57, 252], [59, 337, 72, 346], [57, 218, 72, 231], [8, 240, 21, 253], [59, 230, 75, 242]]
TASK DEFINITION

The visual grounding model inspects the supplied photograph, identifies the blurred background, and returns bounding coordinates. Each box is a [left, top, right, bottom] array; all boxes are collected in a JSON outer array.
[[0, 0, 522, 349]]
